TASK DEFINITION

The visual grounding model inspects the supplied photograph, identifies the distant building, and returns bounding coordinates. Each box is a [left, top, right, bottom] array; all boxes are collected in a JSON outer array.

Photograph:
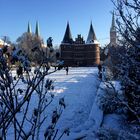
[[109, 11, 117, 47], [26, 21, 50, 56], [103, 12, 118, 66], [0, 39, 10, 48], [60, 22, 100, 67], [0, 39, 4, 48]]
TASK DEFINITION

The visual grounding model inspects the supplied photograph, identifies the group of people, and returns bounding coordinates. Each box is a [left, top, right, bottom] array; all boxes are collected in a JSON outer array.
[[16, 64, 69, 78], [16, 64, 103, 79], [16, 64, 103, 78]]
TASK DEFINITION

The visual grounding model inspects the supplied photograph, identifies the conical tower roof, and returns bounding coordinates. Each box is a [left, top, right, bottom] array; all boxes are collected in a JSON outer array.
[[35, 21, 40, 37], [110, 11, 116, 32], [27, 22, 32, 33], [62, 22, 73, 43], [86, 22, 98, 44]]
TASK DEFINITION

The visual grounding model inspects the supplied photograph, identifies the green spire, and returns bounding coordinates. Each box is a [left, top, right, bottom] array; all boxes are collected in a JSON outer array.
[[35, 21, 40, 37], [27, 22, 32, 33]]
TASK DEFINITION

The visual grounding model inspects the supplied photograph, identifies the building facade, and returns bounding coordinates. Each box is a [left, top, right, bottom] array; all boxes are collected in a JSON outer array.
[[60, 22, 100, 67]]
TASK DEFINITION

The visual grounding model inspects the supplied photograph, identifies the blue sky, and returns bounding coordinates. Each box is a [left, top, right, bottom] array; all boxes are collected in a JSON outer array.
[[0, 0, 114, 46]]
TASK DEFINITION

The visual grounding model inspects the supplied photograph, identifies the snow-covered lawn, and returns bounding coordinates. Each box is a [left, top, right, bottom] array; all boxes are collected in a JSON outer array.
[[7, 67, 139, 140], [7, 67, 102, 139]]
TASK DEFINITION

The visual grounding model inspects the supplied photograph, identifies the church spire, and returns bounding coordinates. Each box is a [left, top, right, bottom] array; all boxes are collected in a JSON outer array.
[[86, 22, 97, 44], [110, 11, 117, 46], [35, 21, 40, 37], [62, 21, 73, 43], [110, 11, 116, 32], [27, 22, 32, 34]]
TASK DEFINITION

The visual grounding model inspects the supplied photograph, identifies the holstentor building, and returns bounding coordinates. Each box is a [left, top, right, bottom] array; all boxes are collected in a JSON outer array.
[[60, 22, 100, 67]]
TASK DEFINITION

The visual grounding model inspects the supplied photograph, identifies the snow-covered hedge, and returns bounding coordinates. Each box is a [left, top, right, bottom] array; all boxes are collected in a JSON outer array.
[[96, 126, 139, 140], [96, 126, 118, 140], [97, 82, 127, 114]]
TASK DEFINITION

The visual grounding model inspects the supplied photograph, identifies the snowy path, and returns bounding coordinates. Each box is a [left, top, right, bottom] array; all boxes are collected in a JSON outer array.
[[46, 67, 100, 133]]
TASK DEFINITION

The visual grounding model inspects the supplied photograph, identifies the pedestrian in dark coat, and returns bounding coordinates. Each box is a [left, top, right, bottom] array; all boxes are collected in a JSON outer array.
[[66, 67, 69, 75], [98, 64, 102, 79], [17, 65, 23, 77]]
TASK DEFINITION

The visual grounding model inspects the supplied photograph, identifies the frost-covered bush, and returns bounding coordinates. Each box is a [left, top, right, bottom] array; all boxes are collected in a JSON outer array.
[[98, 93, 120, 114], [104, 67, 114, 81], [96, 126, 140, 140], [96, 127, 118, 140], [110, 0, 140, 122], [118, 130, 139, 140], [97, 82, 127, 114], [0, 44, 66, 140]]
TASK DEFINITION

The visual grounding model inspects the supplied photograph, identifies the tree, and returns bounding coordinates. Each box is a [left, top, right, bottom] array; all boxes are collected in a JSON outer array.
[[16, 33, 46, 64], [110, 0, 140, 122]]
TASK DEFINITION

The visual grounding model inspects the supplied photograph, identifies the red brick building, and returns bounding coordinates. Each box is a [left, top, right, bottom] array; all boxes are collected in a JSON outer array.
[[60, 22, 100, 66]]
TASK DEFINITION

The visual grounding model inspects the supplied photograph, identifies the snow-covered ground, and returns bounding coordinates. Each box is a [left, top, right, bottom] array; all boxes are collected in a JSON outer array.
[[6, 67, 139, 140], [46, 67, 101, 139], [7, 67, 103, 139]]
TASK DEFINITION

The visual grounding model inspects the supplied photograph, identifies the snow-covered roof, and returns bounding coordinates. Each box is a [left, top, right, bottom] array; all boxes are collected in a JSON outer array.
[[86, 23, 99, 45], [86, 39, 100, 45], [0, 39, 4, 45], [0, 39, 10, 46]]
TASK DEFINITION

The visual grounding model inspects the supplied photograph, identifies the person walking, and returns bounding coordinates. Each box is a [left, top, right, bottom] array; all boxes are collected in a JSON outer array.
[[98, 64, 102, 79], [17, 65, 23, 78], [66, 66, 69, 75]]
